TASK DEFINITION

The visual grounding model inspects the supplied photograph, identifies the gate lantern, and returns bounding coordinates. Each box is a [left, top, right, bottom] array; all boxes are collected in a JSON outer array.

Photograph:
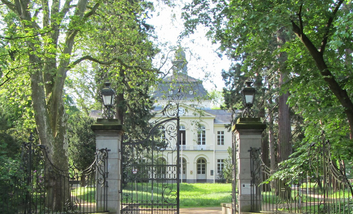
[[101, 82, 115, 119], [241, 81, 255, 118]]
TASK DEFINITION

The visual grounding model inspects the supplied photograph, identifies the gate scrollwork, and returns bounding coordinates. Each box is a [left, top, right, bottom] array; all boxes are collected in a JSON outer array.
[[121, 102, 180, 214]]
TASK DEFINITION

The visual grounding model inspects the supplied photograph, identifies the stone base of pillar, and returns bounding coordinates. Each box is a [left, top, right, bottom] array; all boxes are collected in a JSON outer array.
[[92, 119, 123, 214], [233, 117, 266, 214]]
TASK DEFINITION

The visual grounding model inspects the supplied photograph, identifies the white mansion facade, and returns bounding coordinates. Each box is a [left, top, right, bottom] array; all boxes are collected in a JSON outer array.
[[152, 49, 235, 183]]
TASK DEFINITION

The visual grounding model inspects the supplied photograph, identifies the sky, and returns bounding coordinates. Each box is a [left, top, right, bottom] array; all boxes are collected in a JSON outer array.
[[147, 0, 232, 92]]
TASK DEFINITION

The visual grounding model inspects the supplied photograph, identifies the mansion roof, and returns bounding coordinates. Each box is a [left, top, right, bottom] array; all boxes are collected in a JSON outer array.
[[152, 73, 208, 101]]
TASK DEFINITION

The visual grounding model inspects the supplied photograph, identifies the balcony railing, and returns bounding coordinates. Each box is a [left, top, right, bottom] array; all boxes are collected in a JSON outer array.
[[194, 145, 211, 150], [166, 145, 212, 151]]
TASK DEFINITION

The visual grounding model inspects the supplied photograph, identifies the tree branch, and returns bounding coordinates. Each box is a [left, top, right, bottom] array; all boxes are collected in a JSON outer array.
[[291, 20, 322, 66], [0, 0, 16, 12], [42, 0, 49, 28], [0, 32, 51, 40], [157, 50, 174, 71], [298, 3, 303, 35], [63, 1, 99, 56], [0, 70, 12, 87], [291, 11, 353, 139], [320, 0, 344, 54], [83, 2, 100, 19], [69, 55, 159, 73]]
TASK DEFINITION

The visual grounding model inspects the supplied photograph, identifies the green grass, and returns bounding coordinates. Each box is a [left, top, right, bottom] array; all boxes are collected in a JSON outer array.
[[121, 182, 232, 208], [330, 189, 353, 198], [180, 183, 232, 208], [73, 183, 233, 208], [72, 183, 353, 210], [262, 190, 322, 204], [300, 182, 318, 188], [71, 187, 96, 202]]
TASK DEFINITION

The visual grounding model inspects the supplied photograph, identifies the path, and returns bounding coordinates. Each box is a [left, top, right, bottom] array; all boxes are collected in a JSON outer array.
[[180, 207, 222, 214]]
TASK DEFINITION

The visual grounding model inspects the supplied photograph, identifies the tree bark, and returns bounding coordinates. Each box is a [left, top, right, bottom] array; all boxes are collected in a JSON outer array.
[[276, 31, 292, 200], [268, 98, 277, 174], [277, 74, 291, 162], [276, 31, 292, 163]]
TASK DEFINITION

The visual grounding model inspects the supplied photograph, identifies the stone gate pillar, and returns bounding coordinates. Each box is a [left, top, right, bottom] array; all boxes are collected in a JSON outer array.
[[233, 118, 266, 213], [91, 119, 123, 214]]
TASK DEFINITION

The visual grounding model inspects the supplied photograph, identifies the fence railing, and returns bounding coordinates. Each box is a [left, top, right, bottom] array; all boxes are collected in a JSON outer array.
[[251, 140, 353, 213], [0, 134, 109, 214]]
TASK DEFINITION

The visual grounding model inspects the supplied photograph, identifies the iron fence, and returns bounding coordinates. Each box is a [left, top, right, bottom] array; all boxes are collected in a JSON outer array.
[[251, 140, 353, 213], [0, 133, 109, 214]]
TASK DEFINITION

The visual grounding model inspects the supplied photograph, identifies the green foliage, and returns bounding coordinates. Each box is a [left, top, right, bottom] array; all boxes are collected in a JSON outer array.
[[67, 113, 96, 170], [182, 0, 353, 168], [0, 112, 20, 159], [0, 157, 26, 213], [218, 147, 233, 183], [89, 0, 158, 141], [208, 89, 224, 109], [0, 130, 28, 213]]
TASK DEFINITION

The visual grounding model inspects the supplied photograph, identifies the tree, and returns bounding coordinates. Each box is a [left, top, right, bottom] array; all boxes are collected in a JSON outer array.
[[182, 0, 353, 161], [0, 0, 99, 172], [0, 0, 160, 209], [0, 0, 103, 208], [67, 113, 95, 170], [75, 0, 159, 141]]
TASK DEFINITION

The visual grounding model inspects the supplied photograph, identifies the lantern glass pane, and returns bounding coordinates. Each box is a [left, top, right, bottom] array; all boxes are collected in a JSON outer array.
[[103, 95, 113, 106], [245, 94, 254, 104]]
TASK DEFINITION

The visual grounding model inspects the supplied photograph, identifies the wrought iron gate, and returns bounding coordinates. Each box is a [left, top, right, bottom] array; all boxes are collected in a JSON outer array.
[[1, 133, 109, 214], [249, 147, 263, 212], [250, 140, 353, 213], [121, 103, 180, 214]]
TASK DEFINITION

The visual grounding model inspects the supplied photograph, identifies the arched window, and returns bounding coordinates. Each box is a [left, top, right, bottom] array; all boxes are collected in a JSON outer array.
[[197, 125, 206, 145], [197, 158, 206, 174]]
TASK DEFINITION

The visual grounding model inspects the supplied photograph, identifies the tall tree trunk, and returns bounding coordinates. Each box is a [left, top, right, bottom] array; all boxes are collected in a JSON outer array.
[[277, 31, 292, 200], [276, 31, 292, 163], [277, 75, 291, 162], [268, 98, 277, 191]]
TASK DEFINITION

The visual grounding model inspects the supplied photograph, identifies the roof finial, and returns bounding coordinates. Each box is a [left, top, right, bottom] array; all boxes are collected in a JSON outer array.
[[172, 46, 188, 75]]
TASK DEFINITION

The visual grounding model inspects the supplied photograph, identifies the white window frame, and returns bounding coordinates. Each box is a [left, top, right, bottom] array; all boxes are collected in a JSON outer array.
[[197, 125, 206, 145], [217, 159, 224, 174], [197, 158, 206, 174], [217, 131, 225, 145]]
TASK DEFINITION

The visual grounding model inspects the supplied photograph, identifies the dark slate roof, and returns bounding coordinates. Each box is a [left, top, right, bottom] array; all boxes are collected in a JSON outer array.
[[153, 73, 209, 100], [204, 109, 232, 124]]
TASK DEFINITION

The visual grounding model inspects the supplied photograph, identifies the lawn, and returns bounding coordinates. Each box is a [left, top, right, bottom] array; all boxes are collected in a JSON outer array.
[[179, 183, 232, 208], [72, 183, 233, 208]]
